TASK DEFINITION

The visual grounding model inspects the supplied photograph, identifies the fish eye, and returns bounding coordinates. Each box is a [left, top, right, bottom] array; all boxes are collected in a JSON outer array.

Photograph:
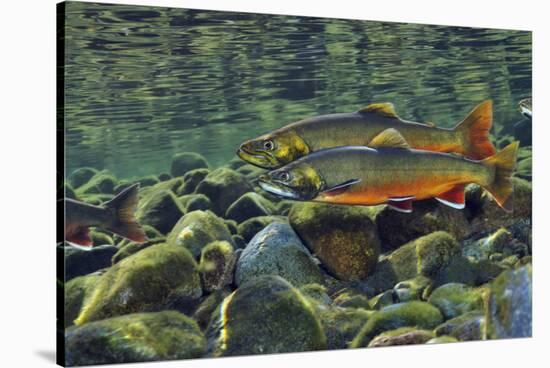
[[278, 171, 290, 182], [263, 140, 274, 151]]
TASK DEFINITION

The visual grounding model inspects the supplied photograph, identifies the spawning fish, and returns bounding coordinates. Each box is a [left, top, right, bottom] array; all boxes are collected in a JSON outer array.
[[64, 183, 147, 246], [238, 100, 495, 169], [257, 129, 518, 213]]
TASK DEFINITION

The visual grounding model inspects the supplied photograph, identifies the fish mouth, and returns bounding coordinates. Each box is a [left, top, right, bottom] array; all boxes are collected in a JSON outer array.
[[236, 146, 279, 169], [257, 176, 300, 199]]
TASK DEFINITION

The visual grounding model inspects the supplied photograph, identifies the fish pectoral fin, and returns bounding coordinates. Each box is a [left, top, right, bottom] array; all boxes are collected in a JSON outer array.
[[67, 227, 93, 247], [435, 185, 466, 209], [358, 103, 399, 118], [320, 179, 361, 197], [368, 128, 411, 149], [387, 199, 413, 213]]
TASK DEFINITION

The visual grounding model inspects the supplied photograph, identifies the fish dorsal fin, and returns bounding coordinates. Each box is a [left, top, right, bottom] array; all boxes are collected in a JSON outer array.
[[368, 128, 411, 149], [358, 103, 399, 118]]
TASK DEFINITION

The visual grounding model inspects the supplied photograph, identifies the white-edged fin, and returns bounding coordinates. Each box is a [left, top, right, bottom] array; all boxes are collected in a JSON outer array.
[[258, 181, 299, 199], [435, 197, 465, 209], [321, 179, 361, 197], [388, 195, 415, 202], [387, 199, 413, 213], [66, 242, 94, 251]]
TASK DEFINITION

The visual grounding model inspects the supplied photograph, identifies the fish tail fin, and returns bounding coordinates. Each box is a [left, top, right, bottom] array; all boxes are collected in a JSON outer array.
[[454, 100, 496, 160], [104, 183, 148, 243], [481, 141, 519, 212]]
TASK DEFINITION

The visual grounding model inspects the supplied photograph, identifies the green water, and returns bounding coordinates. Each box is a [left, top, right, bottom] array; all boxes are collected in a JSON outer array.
[[63, 2, 531, 178]]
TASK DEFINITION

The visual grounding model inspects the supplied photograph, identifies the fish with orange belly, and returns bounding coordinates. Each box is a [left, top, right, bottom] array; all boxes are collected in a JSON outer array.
[[257, 129, 518, 212], [238, 100, 495, 169]]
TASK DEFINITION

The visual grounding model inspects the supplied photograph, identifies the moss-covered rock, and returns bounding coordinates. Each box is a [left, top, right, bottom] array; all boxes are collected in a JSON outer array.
[[289, 202, 381, 281], [319, 308, 371, 349], [231, 234, 247, 250], [193, 289, 231, 331], [427, 283, 484, 320], [135, 175, 160, 187], [64, 244, 118, 281], [235, 222, 324, 287], [368, 327, 434, 347], [225, 192, 275, 223], [65, 274, 101, 328], [136, 190, 186, 234], [299, 284, 332, 306], [64, 183, 76, 199], [90, 230, 114, 245], [333, 292, 371, 310], [434, 311, 484, 341], [199, 241, 235, 292], [66, 311, 206, 365], [207, 276, 327, 356], [74, 243, 202, 325], [170, 152, 209, 177], [485, 264, 532, 339], [237, 215, 286, 242], [416, 232, 461, 276], [351, 301, 443, 347], [369, 290, 394, 310], [75, 171, 118, 195], [158, 172, 172, 181], [393, 276, 432, 303], [179, 193, 212, 212], [178, 168, 210, 195], [111, 238, 165, 265], [224, 219, 238, 235], [68, 167, 98, 189], [166, 210, 234, 260], [194, 168, 253, 216], [486, 228, 529, 258], [374, 200, 470, 252]]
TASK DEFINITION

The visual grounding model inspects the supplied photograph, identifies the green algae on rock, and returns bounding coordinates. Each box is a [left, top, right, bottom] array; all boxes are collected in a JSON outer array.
[[75, 171, 118, 196], [193, 289, 231, 331], [199, 241, 235, 292], [319, 307, 372, 349], [207, 276, 326, 356], [485, 264, 532, 339], [225, 192, 275, 223], [194, 168, 253, 216], [65, 274, 101, 328], [289, 202, 381, 281], [167, 210, 234, 259], [237, 215, 286, 242], [74, 243, 202, 325], [351, 301, 443, 347], [178, 168, 210, 195], [66, 311, 206, 365], [367, 327, 434, 347], [136, 189, 186, 234], [235, 222, 324, 287], [416, 231, 461, 276], [170, 152, 209, 177], [434, 311, 485, 341], [179, 193, 212, 212], [427, 283, 484, 320], [68, 167, 99, 189], [393, 275, 432, 303]]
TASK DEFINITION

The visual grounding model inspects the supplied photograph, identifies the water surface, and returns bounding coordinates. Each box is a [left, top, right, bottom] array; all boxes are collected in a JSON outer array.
[[63, 2, 532, 178]]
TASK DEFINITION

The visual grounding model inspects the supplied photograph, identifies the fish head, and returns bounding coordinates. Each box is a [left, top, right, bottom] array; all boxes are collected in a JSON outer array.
[[257, 162, 323, 200], [236, 130, 310, 169]]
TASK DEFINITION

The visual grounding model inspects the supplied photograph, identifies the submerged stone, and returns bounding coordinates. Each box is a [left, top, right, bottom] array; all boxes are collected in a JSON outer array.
[[74, 243, 202, 325], [207, 276, 326, 356], [136, 189, 186, 234], [289, 202, 381, 281], [195, 168, 253, 216], [170, 152, 209, 177], [225, 192, 275, 223], [427, 283, 484, 320], [66, 311, 206, 365], [237, 215, 286, 242], [235, 222, 324, 287], [368, 327, 434, 347]]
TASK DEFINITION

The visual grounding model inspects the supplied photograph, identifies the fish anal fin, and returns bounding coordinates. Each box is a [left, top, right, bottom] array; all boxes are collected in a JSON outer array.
[[368, 128, 411, 149], [67, 227, 93, 247], [358, 103, 399, 118], [387, 199, 413, 213], [435, 185, 466, 209], [320, 179, 361, 197]]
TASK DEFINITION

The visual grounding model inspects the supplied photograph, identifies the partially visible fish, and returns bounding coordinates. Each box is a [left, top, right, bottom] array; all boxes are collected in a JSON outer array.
[[64, 183, 147, 246], [518, 98, 532, 119], [257, 129, 518, 213], [238, 100, 495, 169]]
